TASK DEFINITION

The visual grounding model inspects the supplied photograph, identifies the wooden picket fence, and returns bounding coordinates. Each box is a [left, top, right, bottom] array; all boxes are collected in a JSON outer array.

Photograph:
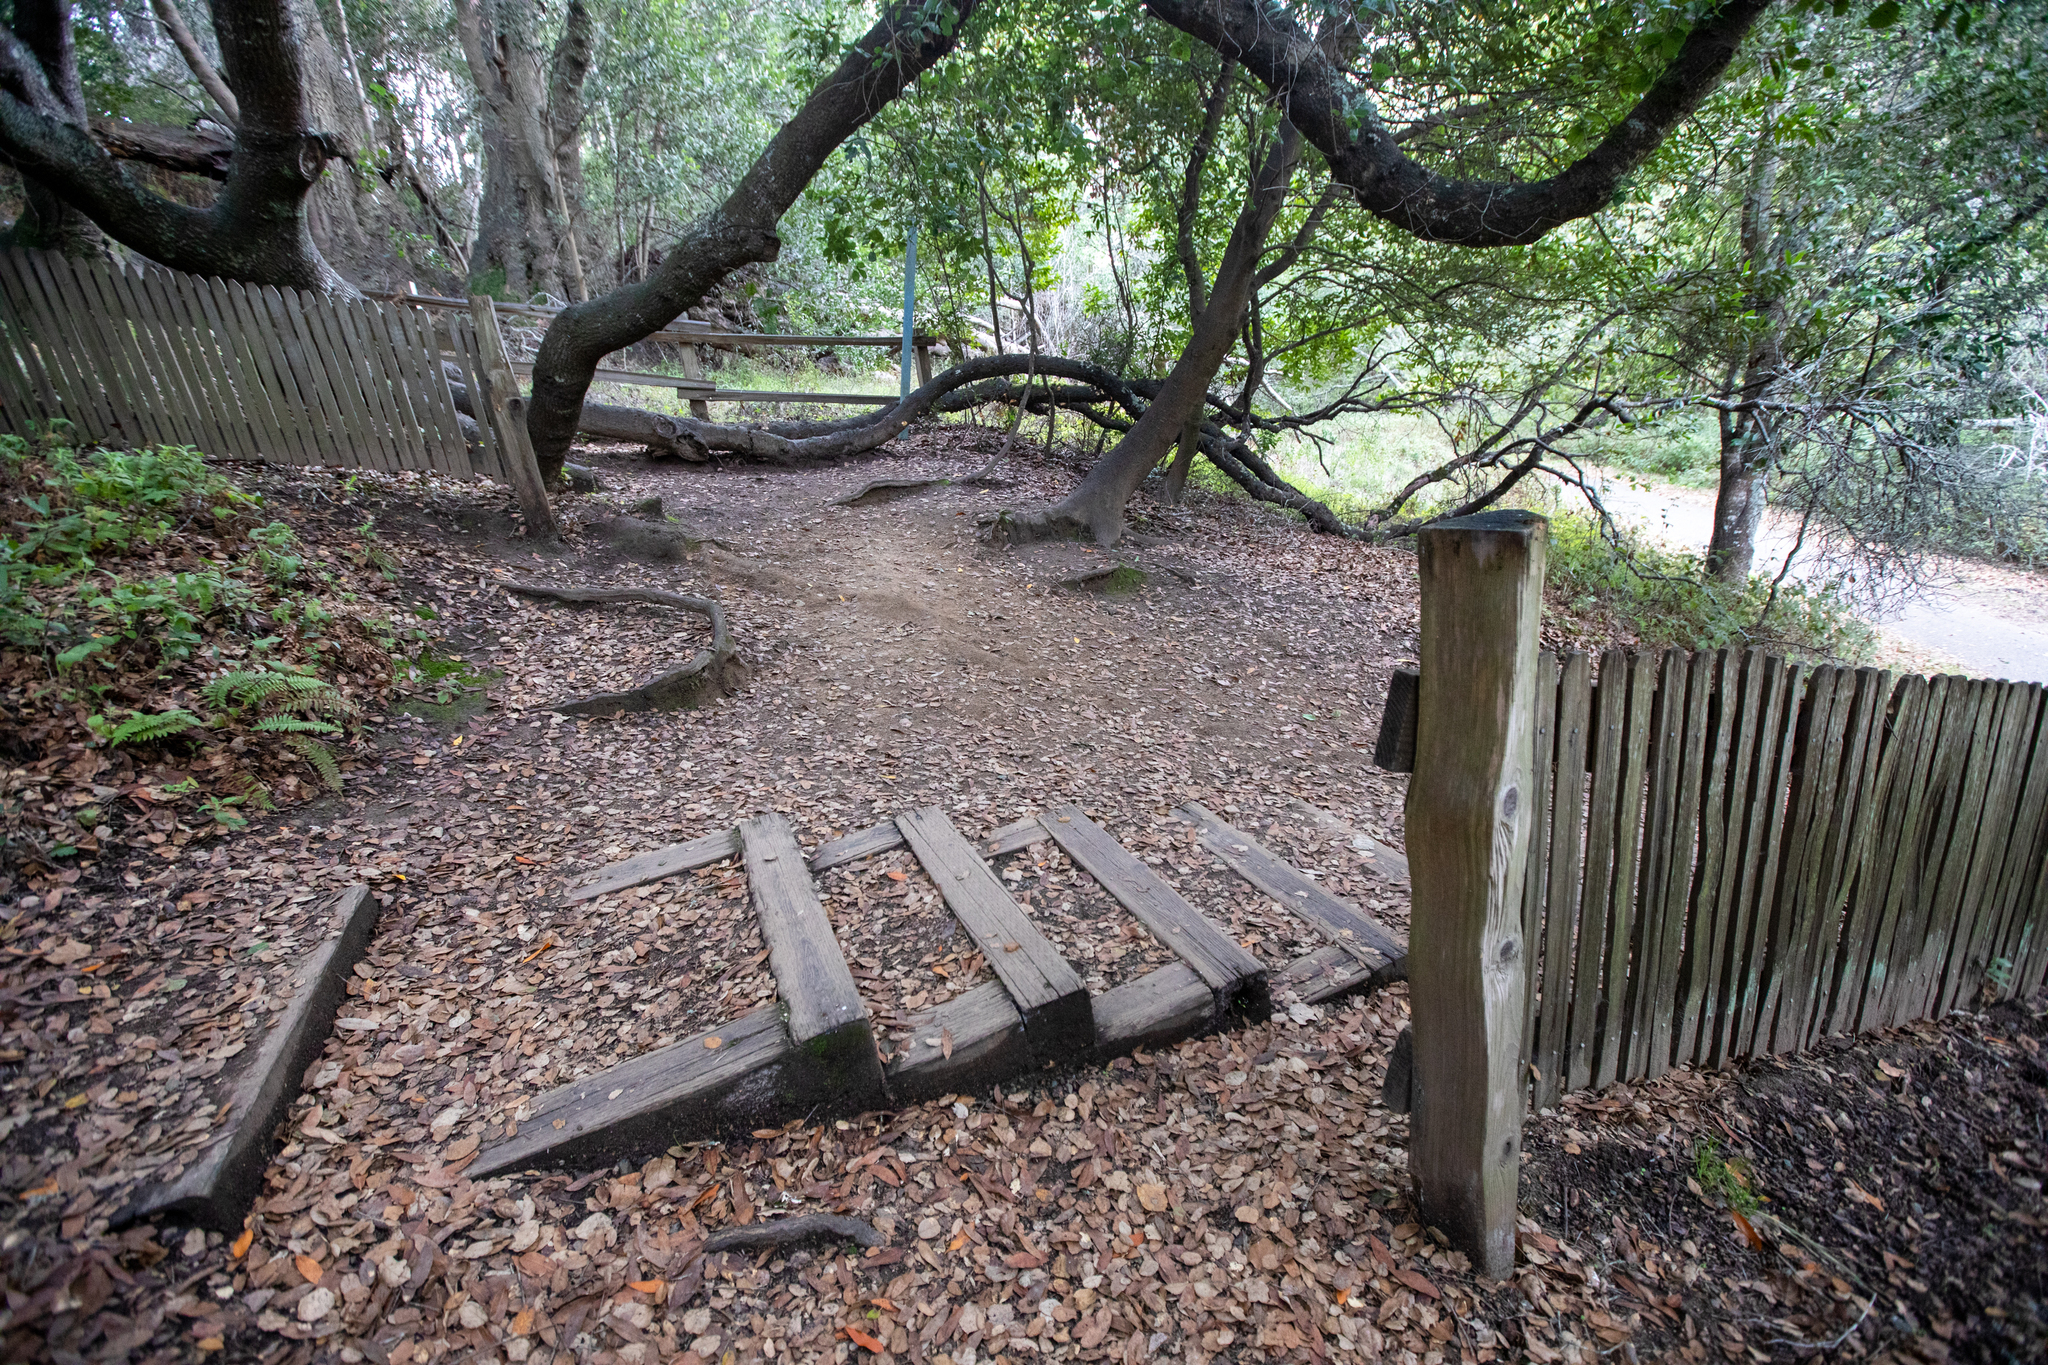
[[1519, 648, 2048, 1107], [0, 248, 522, 482]]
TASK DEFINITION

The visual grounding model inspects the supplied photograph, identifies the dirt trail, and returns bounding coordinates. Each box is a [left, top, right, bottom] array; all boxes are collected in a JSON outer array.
[[1595, 473, 2048, 682]]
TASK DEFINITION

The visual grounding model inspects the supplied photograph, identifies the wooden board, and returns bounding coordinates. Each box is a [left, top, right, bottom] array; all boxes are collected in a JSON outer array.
[[472, 1004, 796, 1176], [741, 814, 885, 1108], [564, 828, 741, 903], [809, 820, 906, 872], [1761, 666, 1851, 1055], [1626, 650, 1688, 1080], [1646, 651, 1712, 1078], [1273, 943, 1406, 1006], [1037, 804, 1269, 1021], [509, 360, 714, 396], [1565, 649, 1630, 1092], [1373, 668, 1419, 772], [1284, 798, 1410, 882], [120, 886, 378, 1230], [895, 808, 1091, 1062], [1726, 660, 1805, 1061], [1532, 651, 1592, 1108], [1090, 964, 1216, 1059], [1678, 651, 1744, 1068], [981, 817, 1050, 858], [1801, 669, 1898, 1047], [1840, 674, 1940, 1034], [1518, 653, 1559, 1096], [1592, 652, 1655, 1088], [886, 981, 1031, 1103], [1178, 802, 1404, 972], [708, 389, 898, 406]]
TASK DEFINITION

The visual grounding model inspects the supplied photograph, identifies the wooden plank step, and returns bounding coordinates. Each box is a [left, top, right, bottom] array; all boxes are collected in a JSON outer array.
[[742, 814, 886, 1109], [981, 817, 1050, 858], [896, 808, 1092, 1062], [1286, 798, 1410, 882], [810, 820, 906, 872], [120, 886, 379, 1230], [886, 981, 1030, 1103], [1273, 943, 1407, 1006], [473, 1004, 794, 1176], [562, 829, 741, 904], [1037, 804, 1269, 1021], [1179, 803, 1405, 972], [1090, 964, 1216, 1058]]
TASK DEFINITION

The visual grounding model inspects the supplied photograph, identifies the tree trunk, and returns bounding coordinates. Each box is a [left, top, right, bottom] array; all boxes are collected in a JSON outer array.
[[999, 120, 1302, 545], [0, 0, 99, 254], [524, 0, 980, 481], [1705, 118, 1785, 587], [457, 0, 595, 303], [1, 0, 354, 292], [1163, 411, 1198, 504]]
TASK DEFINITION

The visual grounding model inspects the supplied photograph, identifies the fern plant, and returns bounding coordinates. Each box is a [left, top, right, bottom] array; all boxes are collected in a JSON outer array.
[[105, 708, 204, 745], [202, 665, 359, 790]]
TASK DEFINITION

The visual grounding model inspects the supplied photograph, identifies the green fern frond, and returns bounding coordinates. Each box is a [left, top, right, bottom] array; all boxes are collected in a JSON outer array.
[[107, 708, 203, 746], [284, 734, 344, 790], [201, 669, 291, 709], [253, 715, 342, 734]]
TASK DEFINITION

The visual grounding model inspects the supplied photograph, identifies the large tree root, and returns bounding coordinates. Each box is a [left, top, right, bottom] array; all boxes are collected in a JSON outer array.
[[499, 582, 738, 715], [701, 1213, 884, 1255]]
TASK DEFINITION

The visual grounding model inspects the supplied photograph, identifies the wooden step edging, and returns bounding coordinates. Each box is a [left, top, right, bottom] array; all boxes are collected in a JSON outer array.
[[481, 812, 1405, 1177], [895, 807, 1092, 1063], [120, 886, 379, 1231], [1037, 804, 1271, 1024], [742, 814, 888, 1114], [1179, 802, 1405, 977]]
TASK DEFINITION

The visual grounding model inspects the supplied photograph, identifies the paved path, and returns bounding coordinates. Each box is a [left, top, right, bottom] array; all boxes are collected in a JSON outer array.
[[1593, 474, 2048, 684]]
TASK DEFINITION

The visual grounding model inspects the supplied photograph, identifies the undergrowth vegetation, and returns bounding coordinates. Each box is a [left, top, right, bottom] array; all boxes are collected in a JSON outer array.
[[0, 431, 445, 873], [1545, 513, 1874, 660]]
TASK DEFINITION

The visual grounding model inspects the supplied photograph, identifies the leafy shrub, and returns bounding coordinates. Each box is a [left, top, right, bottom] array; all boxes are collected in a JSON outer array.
[[1546, 513, 1874, 660]]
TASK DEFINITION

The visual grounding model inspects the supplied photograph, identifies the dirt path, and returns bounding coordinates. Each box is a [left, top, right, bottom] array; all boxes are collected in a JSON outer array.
[[1594, 473, 2048, 681]]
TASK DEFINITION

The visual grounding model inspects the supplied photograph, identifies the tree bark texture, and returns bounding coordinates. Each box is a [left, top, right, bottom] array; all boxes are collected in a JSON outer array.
[[456, 0, 596, 303], [0, 0, 100, 254], [524, 0, 981, 479], [0, 0, 354, 291], [1707, 121, 1787, 586], [1144, 0, 1770, 246]]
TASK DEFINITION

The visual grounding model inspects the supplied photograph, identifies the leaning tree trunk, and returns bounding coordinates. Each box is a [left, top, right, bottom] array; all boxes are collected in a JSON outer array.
[[524, 0, 980, 480], [998, 120, 1303, 545], [0, 0, 353, 292]]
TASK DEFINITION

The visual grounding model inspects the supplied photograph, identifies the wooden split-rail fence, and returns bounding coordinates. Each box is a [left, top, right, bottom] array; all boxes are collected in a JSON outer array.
[[0, 248, 533, 483]]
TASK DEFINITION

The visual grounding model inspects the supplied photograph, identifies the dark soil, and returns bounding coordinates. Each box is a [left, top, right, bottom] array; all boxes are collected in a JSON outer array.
[[1516, 995, 2048, 1363]]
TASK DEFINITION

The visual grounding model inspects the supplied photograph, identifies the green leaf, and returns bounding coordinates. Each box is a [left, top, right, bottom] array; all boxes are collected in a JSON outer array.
[[1864, 1, 1902, 28]]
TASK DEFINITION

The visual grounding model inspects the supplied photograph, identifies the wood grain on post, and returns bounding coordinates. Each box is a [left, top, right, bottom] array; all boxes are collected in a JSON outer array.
[[1407, 509, 1547, 1281], [469, 295, 560, 538]]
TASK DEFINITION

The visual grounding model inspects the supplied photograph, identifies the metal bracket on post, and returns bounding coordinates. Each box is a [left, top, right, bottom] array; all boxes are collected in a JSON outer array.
[[468, 295, 560, 541], [1406, 509, 1547, 1280]]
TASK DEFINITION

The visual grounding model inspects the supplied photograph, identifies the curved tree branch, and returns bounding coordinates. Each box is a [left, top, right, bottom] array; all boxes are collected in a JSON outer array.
[[1142, 0, 1771, 246]]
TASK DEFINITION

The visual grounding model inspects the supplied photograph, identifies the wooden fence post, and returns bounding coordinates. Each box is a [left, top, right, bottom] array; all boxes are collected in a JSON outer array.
[[468, 295, 560, 540], [1408, 509, 1548, 1279]]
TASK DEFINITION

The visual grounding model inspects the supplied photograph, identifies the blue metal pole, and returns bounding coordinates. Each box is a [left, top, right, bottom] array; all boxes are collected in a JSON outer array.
[[900, 219, 918, 401]]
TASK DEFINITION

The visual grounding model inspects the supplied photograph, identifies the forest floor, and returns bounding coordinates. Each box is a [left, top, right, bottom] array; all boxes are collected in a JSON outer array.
[[1, 427, 2043, 1365]]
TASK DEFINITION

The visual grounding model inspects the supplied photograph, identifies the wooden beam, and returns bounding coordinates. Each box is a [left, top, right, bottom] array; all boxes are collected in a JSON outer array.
[[1089, 963, 1215, 1058], [886, 981, 1030, 1103], [981, 817, 1050, 858], [468, 296, 559, 537], [508, 360, 712, 396], [1374, 668, 1420, 772], [896, 808, 1092, 1062], [473, 1004, 795, 1176], [741, 814, 886, 1112], [809, 820, 907, 873], [1284, 798, 1410, 882], [120, 887, 379, 1229], [1178, 802, 1404, 972], [1036, 804, 1269, 1022], [1407, 509, 1547, 1280], [707, 389, 897, 406], [562, 828, 741, 904]]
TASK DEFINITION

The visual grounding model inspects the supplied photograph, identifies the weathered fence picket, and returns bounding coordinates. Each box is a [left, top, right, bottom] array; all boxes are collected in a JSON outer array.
[[1392, 642, 2048, 1113], [0, 248, 537, 491]]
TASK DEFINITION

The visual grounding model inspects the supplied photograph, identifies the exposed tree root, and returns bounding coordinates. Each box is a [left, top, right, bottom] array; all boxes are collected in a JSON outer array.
[[498, 582, 737, 715], [701, 1213, 884, 1255]]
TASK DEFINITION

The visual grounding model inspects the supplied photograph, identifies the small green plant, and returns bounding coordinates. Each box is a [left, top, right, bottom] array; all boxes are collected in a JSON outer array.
[[1693, 1136, 1759, 1213], [201, 664, 360, 790], [1546, 513, 1874, 659], [92, 707, 205, 746], [350, 519, 399, 579], [1984, 955, 2017, 999], [246, 521, 303, 585]]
